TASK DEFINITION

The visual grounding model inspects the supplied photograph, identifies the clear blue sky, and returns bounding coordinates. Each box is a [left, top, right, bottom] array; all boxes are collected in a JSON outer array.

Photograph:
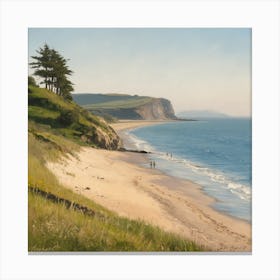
[[28, 28, 251, 116]]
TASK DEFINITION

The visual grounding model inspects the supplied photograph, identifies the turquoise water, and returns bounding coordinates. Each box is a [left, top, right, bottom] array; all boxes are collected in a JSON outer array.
[[125, 118, 252, 221]]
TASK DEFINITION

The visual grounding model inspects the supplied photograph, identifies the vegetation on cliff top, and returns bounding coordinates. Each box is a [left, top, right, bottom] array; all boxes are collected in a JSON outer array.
[[73, 93, 153, 108]]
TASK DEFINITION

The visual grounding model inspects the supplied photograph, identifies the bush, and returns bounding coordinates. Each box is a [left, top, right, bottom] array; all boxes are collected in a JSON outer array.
[[57, 109, 78, 126]]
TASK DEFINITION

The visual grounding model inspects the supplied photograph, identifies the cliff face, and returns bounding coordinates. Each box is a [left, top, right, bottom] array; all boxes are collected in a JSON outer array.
[[80, 117, 121, 150], [73, 93, 177, 121], [135, 98, 176, 120], [94, 98, 177, 120]]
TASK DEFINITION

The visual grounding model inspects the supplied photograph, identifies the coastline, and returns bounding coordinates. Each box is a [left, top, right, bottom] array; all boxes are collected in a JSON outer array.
[[111, 120, 171, 150], [47, 120, 251, 252]]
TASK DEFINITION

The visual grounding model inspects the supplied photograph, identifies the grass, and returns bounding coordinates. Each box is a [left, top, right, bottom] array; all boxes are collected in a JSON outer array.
[[28, 85, 116, 142], [73, 93, 146, 106], [29, 192, 201, 251], [83, 96, 153, 110], [28, 106, 60, 120]]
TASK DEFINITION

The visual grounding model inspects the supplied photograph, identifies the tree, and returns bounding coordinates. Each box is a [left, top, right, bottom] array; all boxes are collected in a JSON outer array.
[[30, 44, 74, 100], [28, 75, 36, 86], [30, 44, 52, 89]]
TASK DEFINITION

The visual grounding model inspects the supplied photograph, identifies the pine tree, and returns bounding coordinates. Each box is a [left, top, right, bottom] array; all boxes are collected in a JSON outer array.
[[30, 44, 74, 100], [30, 44, 52, 89]]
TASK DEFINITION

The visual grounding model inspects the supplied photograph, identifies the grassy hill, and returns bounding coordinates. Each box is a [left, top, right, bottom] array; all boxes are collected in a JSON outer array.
[[28, 86, 203, 252], [73, 93, 177, 120], [83, 96, 153, 109], [28, 86, 120, 149], [73, 93, 151, 106]]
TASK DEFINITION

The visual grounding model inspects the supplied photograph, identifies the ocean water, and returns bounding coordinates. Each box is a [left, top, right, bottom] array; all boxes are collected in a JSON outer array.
[[124, 118, 252, 221]]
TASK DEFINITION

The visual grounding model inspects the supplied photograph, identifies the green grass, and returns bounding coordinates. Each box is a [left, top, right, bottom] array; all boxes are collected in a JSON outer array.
[[29, 192, 201, 251], [28, 85, 119, 148], [28, 86, 74, 111], [83, 96, 153, 110], [28, 106, 60, 119]]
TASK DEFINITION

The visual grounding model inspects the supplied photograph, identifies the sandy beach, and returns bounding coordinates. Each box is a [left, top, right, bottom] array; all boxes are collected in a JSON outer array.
[[111, 120, 172, 132], [111, 120, 172, 150], [47, 120, 251, 252]]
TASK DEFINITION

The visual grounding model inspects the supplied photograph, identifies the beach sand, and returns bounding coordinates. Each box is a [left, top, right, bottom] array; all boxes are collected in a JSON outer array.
[[111, 120, 171, 131], [47, 120, 251, 252]]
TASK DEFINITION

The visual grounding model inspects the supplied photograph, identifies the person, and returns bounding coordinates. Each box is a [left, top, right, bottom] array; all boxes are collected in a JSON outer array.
[[153, 161, 156, 168], [150, 161, 152, 168]]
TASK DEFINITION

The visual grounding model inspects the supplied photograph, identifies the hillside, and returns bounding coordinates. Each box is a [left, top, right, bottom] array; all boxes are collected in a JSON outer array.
[[73, 93, 177, 120], [28, 86, 121, 150], [28, 85, 202, 252]]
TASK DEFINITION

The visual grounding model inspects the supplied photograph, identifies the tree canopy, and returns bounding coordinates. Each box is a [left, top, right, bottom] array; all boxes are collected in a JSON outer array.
[[30, 44, 74, 100]]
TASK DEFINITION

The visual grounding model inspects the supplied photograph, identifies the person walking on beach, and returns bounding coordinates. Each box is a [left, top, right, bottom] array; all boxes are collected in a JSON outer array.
[[153, 160, 156, 168], [150, 161, 153, 168]]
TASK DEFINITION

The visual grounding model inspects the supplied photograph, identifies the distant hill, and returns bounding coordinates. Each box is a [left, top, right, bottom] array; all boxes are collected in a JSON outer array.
[[73, 93, 177, 120], [176, 110, 230, 119], [73, 93, 145, 106]]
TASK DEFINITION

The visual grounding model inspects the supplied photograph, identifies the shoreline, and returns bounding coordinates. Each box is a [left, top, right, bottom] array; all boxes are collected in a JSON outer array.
[[111, 120, 171, 150], [47, 120, 251, 252], [113, 121, 252, 237], [113, 120, 251, 223]]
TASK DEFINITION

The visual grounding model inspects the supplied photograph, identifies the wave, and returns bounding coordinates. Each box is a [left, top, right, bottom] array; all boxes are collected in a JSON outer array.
[[170, 155, 252, 202], [124, 130, 155, 152], [126, 130, 251, 202]]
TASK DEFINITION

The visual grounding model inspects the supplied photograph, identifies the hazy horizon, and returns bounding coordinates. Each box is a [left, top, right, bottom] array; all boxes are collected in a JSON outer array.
[[29, 28, 251, 117]]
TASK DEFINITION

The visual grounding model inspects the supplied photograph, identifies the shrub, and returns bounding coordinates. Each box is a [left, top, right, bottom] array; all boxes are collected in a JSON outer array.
[[57, 109, 78, 126]]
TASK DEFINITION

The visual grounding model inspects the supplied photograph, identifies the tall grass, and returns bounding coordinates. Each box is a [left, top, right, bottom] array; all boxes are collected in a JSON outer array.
[[29, 192, 201, 252]]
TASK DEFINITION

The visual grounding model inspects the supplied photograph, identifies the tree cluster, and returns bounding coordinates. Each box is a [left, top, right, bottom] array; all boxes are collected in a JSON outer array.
[[30, 44, 74, 100]]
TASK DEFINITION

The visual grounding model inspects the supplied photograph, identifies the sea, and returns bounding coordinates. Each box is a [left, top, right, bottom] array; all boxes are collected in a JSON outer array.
[[123, 118, 252, 222]]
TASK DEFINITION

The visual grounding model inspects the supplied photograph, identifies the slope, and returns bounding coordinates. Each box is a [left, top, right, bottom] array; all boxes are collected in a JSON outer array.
[[28, 86, 120, 149]]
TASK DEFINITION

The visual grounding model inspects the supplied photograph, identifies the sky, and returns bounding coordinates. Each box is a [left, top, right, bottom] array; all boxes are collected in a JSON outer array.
[[28, 28, 251, 116]]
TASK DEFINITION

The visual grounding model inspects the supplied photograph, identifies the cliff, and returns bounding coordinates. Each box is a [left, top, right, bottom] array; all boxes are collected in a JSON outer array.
[[73, 93, 177, 120], [135, 98, 176, 120]]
